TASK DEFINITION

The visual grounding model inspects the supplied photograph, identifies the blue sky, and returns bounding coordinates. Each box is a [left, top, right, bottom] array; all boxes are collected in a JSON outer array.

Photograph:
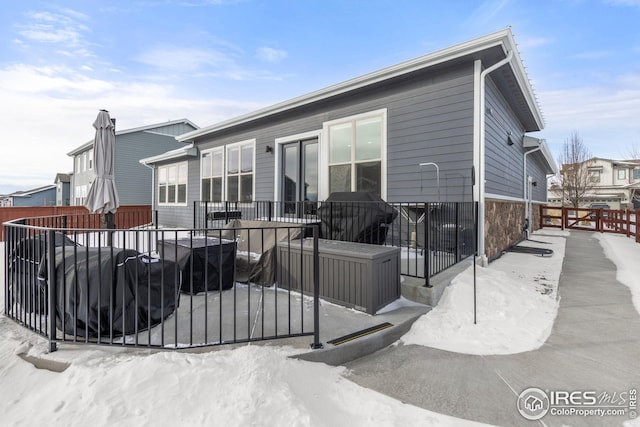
[[1, 0, 639, 194]]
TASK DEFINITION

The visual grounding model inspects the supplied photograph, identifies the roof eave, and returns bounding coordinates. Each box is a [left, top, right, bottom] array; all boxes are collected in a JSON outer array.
[[139, 144, 198, 165], [178, 29, 531, 142]]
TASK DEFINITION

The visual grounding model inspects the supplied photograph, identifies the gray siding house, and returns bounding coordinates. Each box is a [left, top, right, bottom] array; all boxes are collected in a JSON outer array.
[[67, 119, 198, 206], [54, 173, 71, 206], [142, 29, 556, 261], [5, 185, 57, 207]]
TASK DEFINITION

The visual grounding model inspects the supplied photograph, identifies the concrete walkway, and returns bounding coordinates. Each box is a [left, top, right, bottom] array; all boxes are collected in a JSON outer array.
[[344, 231, 640, 427]]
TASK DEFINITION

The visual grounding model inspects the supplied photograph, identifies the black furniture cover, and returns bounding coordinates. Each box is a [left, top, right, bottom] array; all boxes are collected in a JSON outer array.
[[47, 247, 180, 337], [8, 232, 76, 314], [316, 192, 398, 244], [161, 237, 236, 294]]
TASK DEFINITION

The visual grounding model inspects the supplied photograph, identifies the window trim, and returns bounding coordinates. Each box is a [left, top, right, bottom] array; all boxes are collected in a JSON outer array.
[[200, 146, 225, 202], [225, 139, 256, 203], [199, 139, 256, 204], [321, 109, 387, 200], [617, 168, 627, 180], [157, 161, 189, 207]]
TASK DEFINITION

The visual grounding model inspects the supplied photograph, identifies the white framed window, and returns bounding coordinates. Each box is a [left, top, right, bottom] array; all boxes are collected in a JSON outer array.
[[226, 140, 255, 202], [88, 149, 93, 170], [199, 140, 255, 203], [158, 162, 188, 205], [589, 170, 601, 183], [201, 147, 224, 202], [617, 169, 627, 180], [634, 168, 640, 180], [323, 109, 387, 198]]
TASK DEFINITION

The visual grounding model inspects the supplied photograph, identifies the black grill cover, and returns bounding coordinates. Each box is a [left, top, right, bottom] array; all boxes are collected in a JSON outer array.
[[49, 247, 180, 337], [8, 232, 76, 314], [161, 237, 236, 294], [316, 192, 398, 244]]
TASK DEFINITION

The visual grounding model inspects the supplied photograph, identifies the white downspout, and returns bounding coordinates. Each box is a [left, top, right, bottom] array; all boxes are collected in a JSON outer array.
[[141, 162, 156, 211], [475, 50, 514, 264], [523, 146, 542, 238]]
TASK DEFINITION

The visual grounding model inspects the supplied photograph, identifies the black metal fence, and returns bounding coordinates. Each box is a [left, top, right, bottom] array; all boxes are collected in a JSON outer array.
[[195, 200, 477, 283], [3, 212, 321, 352]]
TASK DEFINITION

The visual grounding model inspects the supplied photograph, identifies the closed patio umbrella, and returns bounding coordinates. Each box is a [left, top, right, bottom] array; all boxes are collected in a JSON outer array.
[[84, 109, 120, 231]]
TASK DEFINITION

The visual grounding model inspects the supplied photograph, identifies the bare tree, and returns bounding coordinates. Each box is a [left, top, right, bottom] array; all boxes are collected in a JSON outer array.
[[558, 131, 595, 208], [621, 142, 640, 159]]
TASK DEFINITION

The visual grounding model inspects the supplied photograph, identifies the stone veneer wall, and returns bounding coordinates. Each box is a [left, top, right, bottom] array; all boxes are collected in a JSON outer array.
[[484, 199, 527, 261]]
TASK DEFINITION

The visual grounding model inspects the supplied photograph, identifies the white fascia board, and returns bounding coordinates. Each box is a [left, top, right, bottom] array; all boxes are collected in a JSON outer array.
[[539, 140, 558, 174], [523, 137, 558, 174], [139, 144, 198, 165], [67, 140, 93, 156], [178, 30, 517, 143], [502, 30, 545, 130]]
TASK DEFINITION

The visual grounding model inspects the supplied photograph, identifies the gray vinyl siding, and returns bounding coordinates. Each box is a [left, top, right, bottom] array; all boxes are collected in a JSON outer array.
[[69, 122, 195, 206], [153, 158, 199, 228], [114, 132, 185, 205], [12, 188, 56, 207], [526, 152, 550, 202], [196, 63, 475, 202], [484, 77, 528, 200], [147, 123, 196, 137]]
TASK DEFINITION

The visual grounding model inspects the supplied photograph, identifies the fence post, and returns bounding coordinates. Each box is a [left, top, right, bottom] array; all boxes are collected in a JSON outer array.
[[455, 203, 460, 262], [310, 225, 323, 349], [424, 203, 431, 287], [47, 229, 58, 353]]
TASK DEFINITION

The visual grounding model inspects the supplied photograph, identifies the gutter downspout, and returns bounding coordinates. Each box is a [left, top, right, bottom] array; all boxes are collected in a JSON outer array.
[[140, 161, 156, 214], [523, 146, 542, 238], [475, 49, 514, 265]]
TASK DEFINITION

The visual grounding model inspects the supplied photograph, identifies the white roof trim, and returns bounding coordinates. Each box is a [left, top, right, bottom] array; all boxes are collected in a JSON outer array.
[[524, 136, 558, 174], [139, 144, 198, 165], [11, 184, 57, 197], [179, 28, 543, 142], [68, 118, 198, 156]]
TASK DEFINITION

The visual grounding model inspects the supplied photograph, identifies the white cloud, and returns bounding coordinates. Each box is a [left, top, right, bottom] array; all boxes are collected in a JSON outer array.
[[0, 63, 264, 194], [571, 50, 613, 60], [516, 36, 555, 49], [14, 9, 93, 58], [537, 77, 640, 157], [256, 47, 288, 63]]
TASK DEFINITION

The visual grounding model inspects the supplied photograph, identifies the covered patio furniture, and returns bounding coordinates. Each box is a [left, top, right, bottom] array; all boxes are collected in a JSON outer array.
[[44, 247, 180, 337], [316, 192, 398, 244], [161, 236, 236, 294], [220, 220, 303, 286]]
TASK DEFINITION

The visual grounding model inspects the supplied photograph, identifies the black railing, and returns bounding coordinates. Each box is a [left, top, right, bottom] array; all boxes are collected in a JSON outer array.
[[4, 213, 320, 352], [195, 200, 477, 283]]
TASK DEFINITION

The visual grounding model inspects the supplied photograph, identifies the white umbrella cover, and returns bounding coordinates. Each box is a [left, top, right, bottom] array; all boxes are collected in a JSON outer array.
[[84, 110, 120, 215]]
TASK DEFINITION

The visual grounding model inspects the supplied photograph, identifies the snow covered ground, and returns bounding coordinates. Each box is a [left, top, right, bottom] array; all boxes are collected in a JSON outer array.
[[402, 230, 567, 355], [1, 229, 639, 426]]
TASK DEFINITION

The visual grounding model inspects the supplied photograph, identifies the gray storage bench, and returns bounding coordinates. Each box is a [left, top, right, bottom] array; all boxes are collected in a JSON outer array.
[[276, 238, 400, 314]]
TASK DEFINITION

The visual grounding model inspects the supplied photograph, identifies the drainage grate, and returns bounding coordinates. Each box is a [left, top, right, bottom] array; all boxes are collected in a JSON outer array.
[[327, 322, 393, 346]]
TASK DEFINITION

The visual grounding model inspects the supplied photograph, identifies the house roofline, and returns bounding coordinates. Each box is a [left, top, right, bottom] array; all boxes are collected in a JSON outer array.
[[10, 184, 57, 197], [67, 118, 199, 156], [139, 143, 198, 165], [178, 28, 543, 142]]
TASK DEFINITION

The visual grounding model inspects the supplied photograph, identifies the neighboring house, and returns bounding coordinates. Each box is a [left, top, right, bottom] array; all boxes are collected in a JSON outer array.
[[548, 157, 640, 209], [54, 172, 71, 206], [4, 185, 57, 207], [141, 29, 557, 262], [67, 119, 198, 206]]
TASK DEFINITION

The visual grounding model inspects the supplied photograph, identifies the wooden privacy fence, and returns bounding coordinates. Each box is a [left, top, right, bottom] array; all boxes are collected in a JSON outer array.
[[540, 205, 639, 243], [0, 205, 152, 241]]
